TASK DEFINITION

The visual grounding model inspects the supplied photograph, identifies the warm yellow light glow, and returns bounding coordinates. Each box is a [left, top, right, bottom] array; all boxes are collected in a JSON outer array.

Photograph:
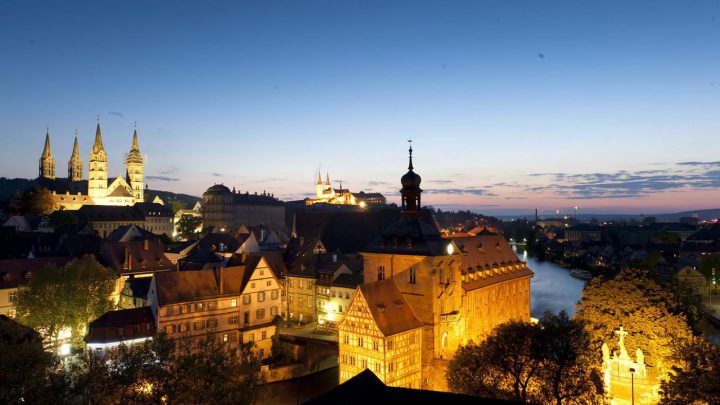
[[446, 243, 454, 255], [59, 343, 71, 356], [359, 201, 367, 209]]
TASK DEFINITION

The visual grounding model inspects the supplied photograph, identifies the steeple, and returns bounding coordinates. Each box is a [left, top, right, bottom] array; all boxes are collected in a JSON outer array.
[[92, 119, 105, 154], [39, 127, 56, 179], [317, 170, 322, 185], [325, 172, 331, 187], [68, 130, 83, 181], [125, 123, 144, 202], [88, 117, 108, 200], [400, 140, 422, 220]]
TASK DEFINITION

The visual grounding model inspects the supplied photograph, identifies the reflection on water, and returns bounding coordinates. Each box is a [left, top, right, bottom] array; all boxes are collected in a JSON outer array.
[[519, 250, 587, 318]]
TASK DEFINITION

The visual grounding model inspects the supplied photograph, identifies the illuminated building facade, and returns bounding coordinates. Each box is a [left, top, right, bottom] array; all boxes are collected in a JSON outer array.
[[338, 279, 423, 388], [343, 145, 532, 391], [36, 121, 145, 210], [148, 255, 282, 359]]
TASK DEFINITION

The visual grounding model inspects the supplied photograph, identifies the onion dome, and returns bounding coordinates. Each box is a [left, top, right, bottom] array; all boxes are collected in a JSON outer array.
[[400, 144, 421, 189]]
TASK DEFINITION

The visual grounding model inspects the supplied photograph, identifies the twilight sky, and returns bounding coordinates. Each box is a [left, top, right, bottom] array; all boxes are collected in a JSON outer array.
[[1, 1, 719, 215]]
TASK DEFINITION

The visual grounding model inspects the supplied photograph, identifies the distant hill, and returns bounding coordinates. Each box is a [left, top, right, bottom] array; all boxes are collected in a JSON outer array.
[[145, 189, 202, 211], [0, 177, 35, 201], [653, 209, 720, 222]]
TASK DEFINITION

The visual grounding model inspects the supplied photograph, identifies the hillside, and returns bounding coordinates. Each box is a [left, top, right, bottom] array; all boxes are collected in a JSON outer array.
[[0, 177, 35, 201], [145, 189, 202, 211]]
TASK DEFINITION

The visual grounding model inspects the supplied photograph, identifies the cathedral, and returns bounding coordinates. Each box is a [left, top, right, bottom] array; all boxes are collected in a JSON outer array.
[[338, 145, 533, 391], [36, 121, 145, 210], [306, 172, 358, 206]]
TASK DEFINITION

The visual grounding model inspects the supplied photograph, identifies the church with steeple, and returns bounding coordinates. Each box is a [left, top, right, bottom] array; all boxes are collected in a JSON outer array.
[[36, 119, 145, 210]]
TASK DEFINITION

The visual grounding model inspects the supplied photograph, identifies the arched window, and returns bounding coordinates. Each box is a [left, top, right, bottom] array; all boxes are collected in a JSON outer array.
[[442, 332, 448, 349]]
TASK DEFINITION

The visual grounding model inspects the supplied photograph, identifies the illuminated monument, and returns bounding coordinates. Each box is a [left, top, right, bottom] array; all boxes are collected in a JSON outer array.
[[37, 120, 145, 210]]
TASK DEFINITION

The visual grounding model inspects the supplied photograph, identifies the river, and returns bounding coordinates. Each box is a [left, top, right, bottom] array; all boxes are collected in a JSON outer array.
[[520, 249, 588, 318]]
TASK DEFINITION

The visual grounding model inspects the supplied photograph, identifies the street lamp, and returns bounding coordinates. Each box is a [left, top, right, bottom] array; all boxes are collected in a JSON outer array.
[[629, 367, 636, 405]]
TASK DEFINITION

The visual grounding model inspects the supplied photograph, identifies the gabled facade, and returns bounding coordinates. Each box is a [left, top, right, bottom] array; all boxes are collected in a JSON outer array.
[[339, 279, 423, 388], [147, 254, 281, 359]]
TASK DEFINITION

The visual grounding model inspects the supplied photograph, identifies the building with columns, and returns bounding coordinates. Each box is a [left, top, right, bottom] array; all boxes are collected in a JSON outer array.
[[36, 120, 145, 210], [339, 145, 532, 391]]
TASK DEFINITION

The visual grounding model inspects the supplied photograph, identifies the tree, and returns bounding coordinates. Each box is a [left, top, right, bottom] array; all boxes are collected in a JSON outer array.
[[63, 333, 264, 405], [0, 316, 57, 404], [576, 268, 693, 373], [447, 314, 605, 404], [660, 338, 720, 404], [447, 321, 542, 402], [19, 185, 56, 215], [15, 255, 115, 348], [535, 312, 605, 405], [176, 214, 202, 240], [169, 337, 265, 404]]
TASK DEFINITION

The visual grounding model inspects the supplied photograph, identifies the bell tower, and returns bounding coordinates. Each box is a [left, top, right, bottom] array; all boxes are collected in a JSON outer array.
[[400, 141, 422, 220], [125, 124, 144, 202], [88, 119, 108, 200], [68, 131, 83, 181], [39, 128, 56, 179]]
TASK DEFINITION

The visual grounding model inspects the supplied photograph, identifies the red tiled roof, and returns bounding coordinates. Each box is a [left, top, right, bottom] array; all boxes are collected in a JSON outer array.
[[358, 279, 423, 337], [0, 257, 70, 289], [84, 307, 155, 344]]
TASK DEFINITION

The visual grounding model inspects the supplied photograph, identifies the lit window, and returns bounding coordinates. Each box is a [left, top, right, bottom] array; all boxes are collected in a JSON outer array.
[[8, 291, 17, 303], [230, 298, 237, 307]]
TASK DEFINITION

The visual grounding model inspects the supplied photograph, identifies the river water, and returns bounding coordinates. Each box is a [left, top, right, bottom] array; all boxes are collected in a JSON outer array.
[[520, 249, 587, 318]]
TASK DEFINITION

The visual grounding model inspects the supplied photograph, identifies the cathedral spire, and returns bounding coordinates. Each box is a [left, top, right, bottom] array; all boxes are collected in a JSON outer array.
[[41, 128, 52, 158], [317, 170, 322, 185], [130, 125, 140, 152], [92, 119, 105, 153], [68, 130, 83, 181], [326, 172, 331, 186], [39, 127, 56, 179]]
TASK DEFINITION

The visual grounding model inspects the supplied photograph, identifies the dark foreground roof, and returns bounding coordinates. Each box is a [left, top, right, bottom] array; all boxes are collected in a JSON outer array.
[[303, 369, 522, 405]]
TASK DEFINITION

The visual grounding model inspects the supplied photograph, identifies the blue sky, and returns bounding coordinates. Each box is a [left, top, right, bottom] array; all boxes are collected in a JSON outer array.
[[1, 1, 719, 215]]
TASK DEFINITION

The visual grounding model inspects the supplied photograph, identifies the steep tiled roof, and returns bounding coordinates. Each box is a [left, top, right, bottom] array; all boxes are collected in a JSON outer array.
[[99, 239, 174, 275], [0, 257, 70, 289], [84, 307, 155, 344], [362, 218, 448, 257], [358, 279, 423, 337], [154, 267, 247, 305]]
